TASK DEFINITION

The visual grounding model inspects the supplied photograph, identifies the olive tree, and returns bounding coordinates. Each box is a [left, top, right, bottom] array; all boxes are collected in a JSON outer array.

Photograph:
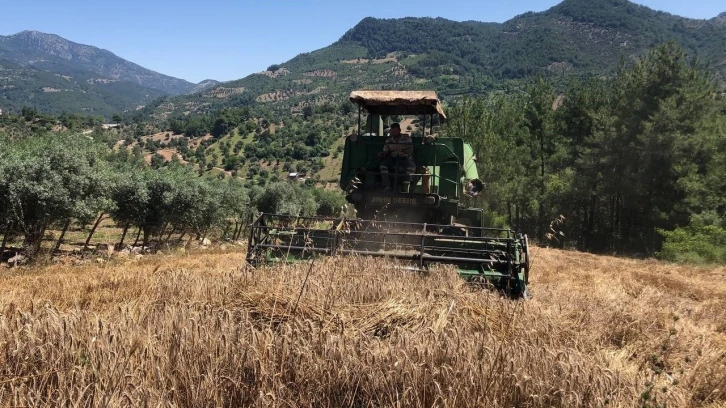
[[254, 181, 318, 217], [1, 134, 111, 257]]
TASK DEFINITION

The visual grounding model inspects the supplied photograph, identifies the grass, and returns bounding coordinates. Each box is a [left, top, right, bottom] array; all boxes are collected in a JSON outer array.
[[0, 247, 724, 407]]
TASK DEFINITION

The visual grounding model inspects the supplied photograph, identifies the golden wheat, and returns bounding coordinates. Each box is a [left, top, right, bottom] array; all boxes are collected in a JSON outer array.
[[0, 247, 724, 407]]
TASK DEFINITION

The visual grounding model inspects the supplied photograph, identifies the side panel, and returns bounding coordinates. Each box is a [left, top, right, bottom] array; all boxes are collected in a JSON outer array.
[[463, 143, 479, 181]]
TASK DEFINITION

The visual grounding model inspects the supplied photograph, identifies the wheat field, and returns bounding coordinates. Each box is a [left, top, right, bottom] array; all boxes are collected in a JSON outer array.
[[0, 247, 724, 407]]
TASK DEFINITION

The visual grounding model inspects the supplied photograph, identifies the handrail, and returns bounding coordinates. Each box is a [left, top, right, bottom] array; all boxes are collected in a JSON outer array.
[[430, 142, 460, 164], [253, 243, 512, 266], [255, 213, 514, 235], [252, 226, 515, 243]]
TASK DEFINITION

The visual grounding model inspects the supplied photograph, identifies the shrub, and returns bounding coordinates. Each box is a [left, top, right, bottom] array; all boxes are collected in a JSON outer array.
[[254, 181, 318, 216], [311, 188, 346, 217], [657, 225, 726, 264]]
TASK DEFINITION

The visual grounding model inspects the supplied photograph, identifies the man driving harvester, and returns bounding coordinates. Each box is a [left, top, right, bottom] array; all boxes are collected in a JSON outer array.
[[377, 122, 416, 192]]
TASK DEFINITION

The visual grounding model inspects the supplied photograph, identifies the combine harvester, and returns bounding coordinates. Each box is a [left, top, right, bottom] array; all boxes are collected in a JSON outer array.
[[247, 91, 530, 298]]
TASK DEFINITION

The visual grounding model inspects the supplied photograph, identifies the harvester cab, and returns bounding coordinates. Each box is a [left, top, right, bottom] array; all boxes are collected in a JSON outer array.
[[247, 90, 530, 298]]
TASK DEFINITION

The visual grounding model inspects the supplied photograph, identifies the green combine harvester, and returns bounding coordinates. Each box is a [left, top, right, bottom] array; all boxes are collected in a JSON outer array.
[[247, 91, 530, 298]]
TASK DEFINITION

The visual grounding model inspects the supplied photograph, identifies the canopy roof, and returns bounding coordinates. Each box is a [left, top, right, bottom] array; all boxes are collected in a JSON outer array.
[[349, 90, 446, 119]]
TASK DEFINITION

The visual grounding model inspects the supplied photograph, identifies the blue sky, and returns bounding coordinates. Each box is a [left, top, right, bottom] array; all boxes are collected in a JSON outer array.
[[1, 0, 723, 83]]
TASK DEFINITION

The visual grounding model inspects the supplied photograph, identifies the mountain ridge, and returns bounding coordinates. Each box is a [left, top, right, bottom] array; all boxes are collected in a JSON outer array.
[[2, 0, 724, 119], [148, 0, 724, 120], [0, 30, 200, 94], [0, 31, 218, 117]]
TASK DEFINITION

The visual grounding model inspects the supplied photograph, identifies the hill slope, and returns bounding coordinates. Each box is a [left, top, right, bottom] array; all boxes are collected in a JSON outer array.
[[0, 31, 199, 94], [0, 58, 167, 117], [0, 31, 217, 117], [0, 248, 723, 406], [153, 0, 726, 118]]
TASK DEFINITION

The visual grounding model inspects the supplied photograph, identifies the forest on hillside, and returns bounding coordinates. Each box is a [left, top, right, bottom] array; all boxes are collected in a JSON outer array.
[[447, 42, 726, 261], [339, 1, 726, 80]]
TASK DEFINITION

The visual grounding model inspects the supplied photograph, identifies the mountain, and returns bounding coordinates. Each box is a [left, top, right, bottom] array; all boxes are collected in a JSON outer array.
[[189, 79, 222, 94], [0, 31, 199, 94], [0, 58, 166, 117], [0, 31, 217, 117], [150, 0, 725, 119]]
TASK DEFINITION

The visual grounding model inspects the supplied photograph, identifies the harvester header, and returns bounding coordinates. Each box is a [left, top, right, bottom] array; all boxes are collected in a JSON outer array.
[[247, 90, 530, 298]]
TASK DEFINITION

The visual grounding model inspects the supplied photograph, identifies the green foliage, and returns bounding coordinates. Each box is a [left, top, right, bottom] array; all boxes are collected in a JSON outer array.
[[450, 42, 726, 258], [150, 153, 166, 168], [223, 156, 242, 171], [107, 164, 251, 245], [0, 133, 112, 252], [311, 188, 346, 217], [253, 181, 318, 217], [0, 130, 353, 258], [0, 109, 106, 139], [219, 179, 251, 223], [169, 107, 252, 138], [0, 132, 257, 255], [337, 8, 726, 82], [108, 169, 149, 232], [552, 0, 686, 30], [658, 223, 726, 264]]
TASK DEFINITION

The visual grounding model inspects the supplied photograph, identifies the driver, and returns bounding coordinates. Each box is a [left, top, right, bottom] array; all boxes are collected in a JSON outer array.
[[377, 123, 415, 192]]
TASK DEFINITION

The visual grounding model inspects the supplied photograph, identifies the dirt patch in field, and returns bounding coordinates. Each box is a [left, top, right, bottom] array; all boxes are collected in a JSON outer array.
[[552, 95, 565, 110], [259, 68, 290, 78], [144, 149, 187, 164], [389, 64, 408, 77], [257, 89, 300, 102], [341, 55, 398, 65], [145, 132, 185, 142], [303, 69, 337, 77], [374, 55, 398, 64], [307, 86, 326, 95], [87, 78, 120, 84], [204, 87, 245, 99], [189, 134, 212, 149], [547, 61, 573, 73]]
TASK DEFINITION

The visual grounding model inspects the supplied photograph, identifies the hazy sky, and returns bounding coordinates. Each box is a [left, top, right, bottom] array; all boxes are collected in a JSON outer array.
[[1, 0, 723, 83]]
